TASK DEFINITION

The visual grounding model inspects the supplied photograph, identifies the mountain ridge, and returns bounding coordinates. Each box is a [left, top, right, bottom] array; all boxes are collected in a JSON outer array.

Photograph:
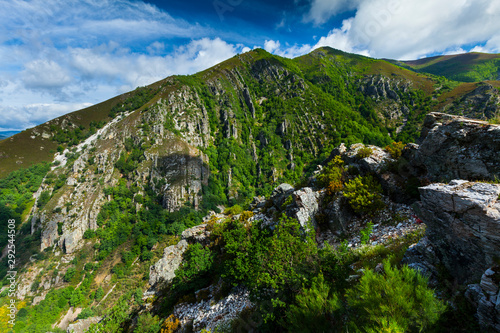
[[1, 46, 500, 332], [2, 47, 500, 178]]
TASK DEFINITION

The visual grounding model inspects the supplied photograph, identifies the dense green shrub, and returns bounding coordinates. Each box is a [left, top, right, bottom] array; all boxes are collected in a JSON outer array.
[[285, 274, 342, 333], [95, 287, 104, 300], [360, 222, 374, 244], [134, 313, 160, 333], [218, 216, 319, 323], [346, 260, 446, 332], [317, 156, 346, 195], [356, 146, 373, 159], [224, 204, 243, 215], [37, 190, 51, 208], [0, 163, 50, 261], [77, 307, 95, 320], [173, 243, 213, 287], [83, 229, 95, 239], [343, 175, 384, 215], [385, 141, 405, 159], [63, 267, 76, 282]]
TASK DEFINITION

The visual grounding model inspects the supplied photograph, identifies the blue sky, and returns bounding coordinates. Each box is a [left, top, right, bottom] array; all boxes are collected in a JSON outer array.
[[1, 0, 500, 132]]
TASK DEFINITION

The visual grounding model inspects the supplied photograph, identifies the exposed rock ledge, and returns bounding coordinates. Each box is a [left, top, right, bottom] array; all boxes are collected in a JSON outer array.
[[411, 180, 500, 284], [465, 266, 500, 332], [407, 112, 500, 181], [148, 239, 189, 288], [148, 224, 210, 289]]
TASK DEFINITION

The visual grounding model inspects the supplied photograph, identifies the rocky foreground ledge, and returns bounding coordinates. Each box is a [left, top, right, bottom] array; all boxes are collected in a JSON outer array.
[[407, 112, 500, 181], [404, 180, 500, 331]]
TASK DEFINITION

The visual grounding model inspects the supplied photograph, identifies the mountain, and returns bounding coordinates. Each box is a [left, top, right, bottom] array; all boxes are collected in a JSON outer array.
[[388, 52, 500, 82], [1, 47, 499, 332], [0, 131, 20, 141]]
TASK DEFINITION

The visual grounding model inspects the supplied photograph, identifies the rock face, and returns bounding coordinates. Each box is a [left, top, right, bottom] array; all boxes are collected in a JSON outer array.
[[270, 183, 295, 208], [181, 224, 210, 245], [287, 187, 322, 229], [409, 112, 500, 182], [414, 180, 500, 283], [444, 83, 500, 120], [401, 236, 439, 286], [465, 267, 500, 332], [149, 240, 189, 287], [148, 138, 209, 212], [173, 286, 252, 332], [67, 316, 102, 333], [149, 224, 213, 289]]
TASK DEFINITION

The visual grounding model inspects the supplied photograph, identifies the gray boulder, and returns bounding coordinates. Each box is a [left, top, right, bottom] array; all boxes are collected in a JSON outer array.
[[323, 196, 353, 234], [181, 224, 209, 245], [270, 183, 294, 208], [67, 316, 102, 333], [401, 236, 439, 287]]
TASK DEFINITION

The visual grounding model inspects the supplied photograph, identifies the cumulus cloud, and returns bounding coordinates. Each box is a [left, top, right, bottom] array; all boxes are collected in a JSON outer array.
[[22, 60, 72, 90], [264, 40, 312, 58], [304, 0, 365, 25], [264, 40, 281, 53], [313, 19, 371, 56], [307, 0, 500, 59], [0, 103, 93, 131], [0, 0, 247, 131], [0, 0, 205, 47]]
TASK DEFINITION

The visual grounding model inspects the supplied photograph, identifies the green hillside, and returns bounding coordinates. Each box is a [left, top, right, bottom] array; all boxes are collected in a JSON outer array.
[[389, 52, 500, 82]]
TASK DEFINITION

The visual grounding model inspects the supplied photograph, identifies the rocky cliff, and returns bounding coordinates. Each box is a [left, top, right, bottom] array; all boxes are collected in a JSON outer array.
[[407, 112, 500, 182]]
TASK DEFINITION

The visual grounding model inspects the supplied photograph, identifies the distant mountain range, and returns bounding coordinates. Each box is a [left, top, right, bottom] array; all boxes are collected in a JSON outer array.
[[0, 131, 20, 140], [387, 52, 500, 82]]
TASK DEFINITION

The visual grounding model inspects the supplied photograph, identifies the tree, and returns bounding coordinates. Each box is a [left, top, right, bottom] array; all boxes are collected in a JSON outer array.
[[317, 156, 346, 195], [64, 267, 76, 282], [285, 274, 342, 333], [95, 286, 104, 301], [346, 260, 446, 332], [343, 175, 384, 215]]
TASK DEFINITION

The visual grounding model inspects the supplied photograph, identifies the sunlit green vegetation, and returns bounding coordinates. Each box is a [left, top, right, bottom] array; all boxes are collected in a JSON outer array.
[[0, 163, 50, 248]]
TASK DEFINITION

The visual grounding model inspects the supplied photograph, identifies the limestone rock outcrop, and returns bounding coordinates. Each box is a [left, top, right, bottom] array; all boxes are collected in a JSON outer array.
[[149, 224, 213, 289], [413, 180, 500, 283], [149, 240, 189, 288], [465, 267, 500, 332], [287, 187, 322, 229], [67, 316, 102, 333], [408, 112, 500, 182]]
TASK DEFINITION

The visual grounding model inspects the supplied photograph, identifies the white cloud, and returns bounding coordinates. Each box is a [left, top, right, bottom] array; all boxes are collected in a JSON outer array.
[[308, 0, 500, 59], [264, 40, 281, 53], [313, 19, 371, 56], [264, 40, 312, 58], [0, 0, 247, 131], [0, 36, 246, 131], [443, 48, 467, 56], [22, 60, 72, 90], [0, 103, 93, 131], [0, 0, 205, 47], [304, 0, 365, 25]]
